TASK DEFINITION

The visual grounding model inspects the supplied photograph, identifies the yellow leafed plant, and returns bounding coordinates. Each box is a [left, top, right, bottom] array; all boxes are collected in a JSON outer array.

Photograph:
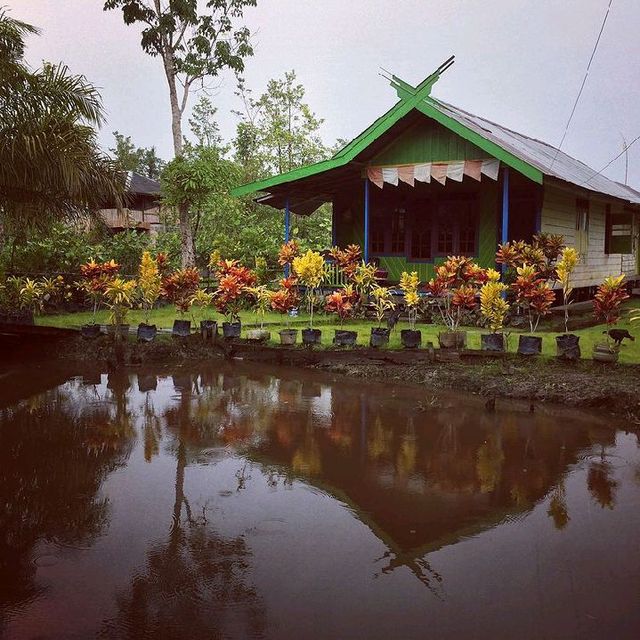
[[292, 250, 326, 328], [480, 281, 509, 333], [138, 251, 162, 324]]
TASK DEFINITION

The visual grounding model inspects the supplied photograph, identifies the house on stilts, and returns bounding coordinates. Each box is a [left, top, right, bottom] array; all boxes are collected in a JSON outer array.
[[232, 57, 640, 292]]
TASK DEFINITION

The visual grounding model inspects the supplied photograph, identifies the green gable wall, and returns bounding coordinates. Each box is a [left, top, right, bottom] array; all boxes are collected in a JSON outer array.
[[370, 118, 489, 167]]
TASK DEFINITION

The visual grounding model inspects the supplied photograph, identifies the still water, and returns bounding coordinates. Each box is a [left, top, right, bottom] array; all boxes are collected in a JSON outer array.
[[1, 361, 639, 639]]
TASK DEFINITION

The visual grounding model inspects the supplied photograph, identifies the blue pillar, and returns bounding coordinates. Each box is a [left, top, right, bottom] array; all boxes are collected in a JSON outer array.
[[284, 197, 290, 277], [363, 178, 370, 263], [501, 167, 509, 276], [331, 206, 336, 246]]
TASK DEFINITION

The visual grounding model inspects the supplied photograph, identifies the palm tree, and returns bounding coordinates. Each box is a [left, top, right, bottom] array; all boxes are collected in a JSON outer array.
[[0, 10, 123, 235]]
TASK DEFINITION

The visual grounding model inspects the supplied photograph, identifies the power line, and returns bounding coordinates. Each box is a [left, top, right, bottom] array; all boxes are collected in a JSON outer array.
[[549, 0, 614, 170], [585, 132, 640, 185]]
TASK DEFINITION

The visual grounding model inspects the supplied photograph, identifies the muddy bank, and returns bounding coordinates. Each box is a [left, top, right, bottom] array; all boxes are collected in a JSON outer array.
[[21, 334, 640, 417]]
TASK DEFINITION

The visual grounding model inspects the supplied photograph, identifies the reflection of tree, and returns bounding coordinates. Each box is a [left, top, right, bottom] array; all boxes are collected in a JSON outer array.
[[100, 373, 266, 639], [476, 431, 505, 493], [0, 384, 132, 633], [547, 481, 570, 530], [588, 461, 618, 509]]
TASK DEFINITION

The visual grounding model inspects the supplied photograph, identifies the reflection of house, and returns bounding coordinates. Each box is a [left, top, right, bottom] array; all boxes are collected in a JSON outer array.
[[233, 57, 640, 290], [100, 172, 163, 235]]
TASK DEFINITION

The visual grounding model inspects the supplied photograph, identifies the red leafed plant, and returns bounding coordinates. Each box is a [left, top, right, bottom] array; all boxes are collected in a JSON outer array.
[[593, 275, 629, 335], [510, 264, 556, 332], [212, 258, 257, 323], [162, 267, 200, 315], [270, 277, 299, 327], [329, 244, 362, 281], [425, 256, 487, 331], [325, 286, 355, 326]]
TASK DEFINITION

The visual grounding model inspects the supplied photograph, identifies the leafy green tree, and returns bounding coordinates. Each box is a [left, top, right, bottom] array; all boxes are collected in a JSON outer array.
[[110, 131, 166, 179], [104, 0, 256, 267], [0, 10, 122, 235], [233, 70, 333, 252], [188, 95, 224, 150]]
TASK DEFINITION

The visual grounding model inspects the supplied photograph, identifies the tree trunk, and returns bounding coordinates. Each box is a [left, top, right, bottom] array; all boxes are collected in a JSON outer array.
[[162, 47, 195, 266], [179, 202, 195, 267]]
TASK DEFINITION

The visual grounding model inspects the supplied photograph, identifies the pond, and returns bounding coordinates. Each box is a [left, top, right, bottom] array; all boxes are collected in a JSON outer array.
[[1, 361, 639, 639]]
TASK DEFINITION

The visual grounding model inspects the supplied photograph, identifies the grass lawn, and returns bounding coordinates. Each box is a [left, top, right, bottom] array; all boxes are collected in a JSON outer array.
[[37, 301, 640, 363]]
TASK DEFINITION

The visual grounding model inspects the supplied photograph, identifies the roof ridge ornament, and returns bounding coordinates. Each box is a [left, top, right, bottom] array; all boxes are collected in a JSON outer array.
[[381, 56, 455, 102]]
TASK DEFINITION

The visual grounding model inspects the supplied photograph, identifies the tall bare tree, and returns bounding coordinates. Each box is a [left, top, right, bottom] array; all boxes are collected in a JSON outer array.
[[104, 0, 256, 266]]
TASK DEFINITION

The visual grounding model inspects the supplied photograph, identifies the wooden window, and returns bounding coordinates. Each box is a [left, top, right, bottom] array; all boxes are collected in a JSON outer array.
[[459, 209, 477, 255], [370, 210, 386, 254], [605, 205, 633, 254], [390, 208, 406, 253], [410, 226, 432, 260], [575, 198, 589, 258]]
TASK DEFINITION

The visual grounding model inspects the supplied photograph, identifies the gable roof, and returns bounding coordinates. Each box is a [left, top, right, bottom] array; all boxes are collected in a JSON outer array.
[[231, 60, 640, 208], [125, 171, 160, 196]]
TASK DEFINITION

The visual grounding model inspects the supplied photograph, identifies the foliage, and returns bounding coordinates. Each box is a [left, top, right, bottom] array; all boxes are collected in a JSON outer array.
[[511, 263, 556, 332], [556, 247, 579, 333], [292, 249, 325, 328], [594, 275, 629, 333], [371, 286, 395, 328], [400, 271, 420, 331], [162, 268, 200, 315], [425, 256, 486, 332], [325, 285, 356, 326], [248, 285, 271, 329], [0, 10, 123, 233], [269, 277, 299, 326], [496, 233, 565, 283], [76, 259, 120, 322], [109, 131, 165, 179], [278, 240, 300, 267], [19, 278, 44, 315], [188, 289, 214, 324], [138, 251, 162, 323], [212, 258, 256, 323], [329, 244, 362, 281], [479, 279, 509, 333], [104, 277, 137, 326]]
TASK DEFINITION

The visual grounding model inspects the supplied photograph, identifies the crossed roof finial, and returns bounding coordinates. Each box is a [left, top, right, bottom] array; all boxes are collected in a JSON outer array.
[[380, 55, 455, 103]]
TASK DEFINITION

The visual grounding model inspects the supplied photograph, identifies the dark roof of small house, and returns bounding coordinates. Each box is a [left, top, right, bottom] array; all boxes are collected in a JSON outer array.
[[125, 171, 161, 196]]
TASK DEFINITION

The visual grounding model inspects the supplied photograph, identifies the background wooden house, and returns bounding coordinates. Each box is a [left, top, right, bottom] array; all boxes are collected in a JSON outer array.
[[233, 58, 640, 292]]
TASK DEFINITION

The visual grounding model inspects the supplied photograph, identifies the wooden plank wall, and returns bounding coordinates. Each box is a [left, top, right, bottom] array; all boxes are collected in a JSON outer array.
[[541, 183, 638, 288]]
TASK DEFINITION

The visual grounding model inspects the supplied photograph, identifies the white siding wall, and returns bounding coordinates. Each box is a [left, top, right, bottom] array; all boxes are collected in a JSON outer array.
[[541, 184, 638, 288]]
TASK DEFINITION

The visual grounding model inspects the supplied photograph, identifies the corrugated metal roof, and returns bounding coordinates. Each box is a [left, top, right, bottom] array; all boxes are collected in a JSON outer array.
[[430, 98, 640, 204], [126, 171, 161, 196]]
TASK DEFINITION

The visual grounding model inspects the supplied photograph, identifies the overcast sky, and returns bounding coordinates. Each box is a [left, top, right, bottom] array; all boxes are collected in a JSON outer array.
[[11, 0, 640, 188]]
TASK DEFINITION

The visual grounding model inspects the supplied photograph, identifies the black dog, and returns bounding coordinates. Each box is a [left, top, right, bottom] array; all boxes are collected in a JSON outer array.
[[603, 329, 635, 345]]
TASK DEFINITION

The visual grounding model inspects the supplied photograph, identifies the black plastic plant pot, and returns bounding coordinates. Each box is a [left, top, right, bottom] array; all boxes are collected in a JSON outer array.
[[137, 374, 158, 393], [12, 310, 34, 325], [334, 329, 358, 347], [81, 323, 102, 340], [222, 321, 241, 339], [302, 328, 322, 345], [200, 319, 217, 340], [481, 333, 505, 352], [400, 329, 422, 349], [370, 327, 391, 348], [172, 319, 191, 337], [0, 312, 9, 324], [137, 323, 157, 342], [556, 334, 581, 360], [518, 335, 542, 355]]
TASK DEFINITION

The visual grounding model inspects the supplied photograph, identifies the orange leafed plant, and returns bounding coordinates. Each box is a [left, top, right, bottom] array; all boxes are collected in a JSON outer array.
[[325, 287, 354, 325], [162, 267, 200, 314], [594, 274, 629, 331], [329, 244, 362, 280], [278, 240, 300, 266]]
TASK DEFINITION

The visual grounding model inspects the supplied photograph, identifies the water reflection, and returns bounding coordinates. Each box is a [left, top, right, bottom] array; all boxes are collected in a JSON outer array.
[[0, 362, 638, 639]]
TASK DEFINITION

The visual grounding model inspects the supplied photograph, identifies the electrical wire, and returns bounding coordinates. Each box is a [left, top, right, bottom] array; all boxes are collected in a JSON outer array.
[[549, 0, 614, 170], [584, 133, 640, 185]]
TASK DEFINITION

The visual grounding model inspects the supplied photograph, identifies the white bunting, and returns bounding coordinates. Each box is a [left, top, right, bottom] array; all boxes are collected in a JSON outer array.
[[382, 167, 399, 186], [414, 163, 431, 183], [446, 161, 465, 181], [481, 158, 500, 181]]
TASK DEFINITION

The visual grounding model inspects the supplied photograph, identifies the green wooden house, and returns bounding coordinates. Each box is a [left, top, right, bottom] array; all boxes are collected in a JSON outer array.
[[232, 58, 640, 290]]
